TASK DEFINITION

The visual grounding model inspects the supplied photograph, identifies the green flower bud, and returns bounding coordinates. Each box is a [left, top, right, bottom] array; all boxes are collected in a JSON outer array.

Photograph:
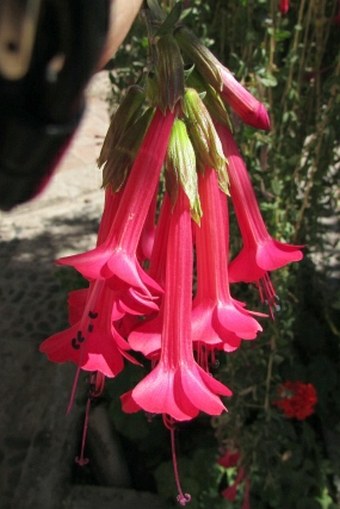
[[183, 88, 229, 195], [166, 118, 202, 224]]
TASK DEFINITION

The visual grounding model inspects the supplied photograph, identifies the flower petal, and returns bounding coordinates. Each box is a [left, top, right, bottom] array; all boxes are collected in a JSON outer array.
[[131, 365, 194, 421]]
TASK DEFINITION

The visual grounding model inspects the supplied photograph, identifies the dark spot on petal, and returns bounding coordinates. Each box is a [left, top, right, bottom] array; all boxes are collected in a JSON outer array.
[[88, 324, 94, 333], [71, 338, 80, 350], [77, 331, 85, 343], [88, 311, 98, 319]]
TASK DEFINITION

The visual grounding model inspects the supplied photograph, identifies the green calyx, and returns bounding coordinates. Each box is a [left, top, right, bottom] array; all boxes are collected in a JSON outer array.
[[101, 108, 154, 191], [98, 85, 145, 170], [166, 118, 202, 224], [187, 70, 233, 130], [182, 88, 229, 195], [154, 34, 185, 112], [175, 26, 223, 92]]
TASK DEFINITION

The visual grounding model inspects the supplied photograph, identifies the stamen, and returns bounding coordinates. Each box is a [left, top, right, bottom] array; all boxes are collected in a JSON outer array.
[[88, 311, 99, 319], [196, 343, 209, 372], [71, 338, 81, 350], [169, 418, 191, 506], [66, 365, 82, 415], [257, 273, 277, 319], [75, 397, 91, 467]]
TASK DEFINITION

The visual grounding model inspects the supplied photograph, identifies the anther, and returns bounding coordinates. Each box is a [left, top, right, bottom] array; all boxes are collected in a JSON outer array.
[[88, 311, 98, 319], [77, 331, 85, 343], [71, 338, 80, 350]]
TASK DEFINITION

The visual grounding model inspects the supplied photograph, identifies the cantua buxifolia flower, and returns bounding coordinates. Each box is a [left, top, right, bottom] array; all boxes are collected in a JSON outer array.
[[215, 123, 303, 308], [218, 65, 271, 130], [128, 194, 173, 358], [40, 280, 136, 378], [57, 108, 175, 304], [129, 187, 232, 421], [192, 167, 263, 350]]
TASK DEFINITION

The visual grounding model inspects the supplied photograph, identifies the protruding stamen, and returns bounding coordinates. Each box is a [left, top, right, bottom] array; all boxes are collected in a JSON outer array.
[[66, 365, 82, 415], [75, 397, 91, 467], [169, 419, 191, 506], [257, 273, 277, 319]]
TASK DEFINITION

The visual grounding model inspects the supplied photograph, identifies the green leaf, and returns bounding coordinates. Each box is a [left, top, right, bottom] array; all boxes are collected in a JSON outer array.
[[259, 72, 278, 88], [146, 0, 165, 21], [155, 1, 182, 37]]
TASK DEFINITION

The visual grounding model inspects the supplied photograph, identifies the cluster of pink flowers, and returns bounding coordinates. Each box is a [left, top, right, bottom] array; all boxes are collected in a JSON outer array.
[[40, 15, 303, 505], [273, 381, 317, 420]]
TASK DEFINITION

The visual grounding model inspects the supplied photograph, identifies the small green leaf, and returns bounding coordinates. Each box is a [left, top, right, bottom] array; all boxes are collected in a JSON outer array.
[[146, 0, 165, 21], [155, 1, 182, 37]]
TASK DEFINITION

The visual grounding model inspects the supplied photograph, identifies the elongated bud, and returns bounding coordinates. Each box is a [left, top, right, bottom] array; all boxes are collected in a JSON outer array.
[[175, 26, 223, 91], [102, 108, 154, 190], [166, 118, 202, 224], [98, 86, 145, 168], [183, 88, 229, 195], [155, 34, 185, 112], [175, 26, 271, 131]]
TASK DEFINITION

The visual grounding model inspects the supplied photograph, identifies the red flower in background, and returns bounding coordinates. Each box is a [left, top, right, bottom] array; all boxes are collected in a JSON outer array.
[[273, 381, 317, 420], [279, 0, 290, 15]]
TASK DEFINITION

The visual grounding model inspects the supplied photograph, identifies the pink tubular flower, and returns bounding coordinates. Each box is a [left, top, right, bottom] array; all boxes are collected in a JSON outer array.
[[56, 108, 175, 302], [279, 0, 290, 15], [192, 167, 263, 350], [218, 65, 271, 131], [215, 123, 303, 308], [128, 193, 172, 358], [128, 187, 232, 421], [40, 280, 136, 378]]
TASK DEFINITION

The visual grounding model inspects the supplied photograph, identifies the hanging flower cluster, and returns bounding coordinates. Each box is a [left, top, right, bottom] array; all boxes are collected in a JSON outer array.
[[273, 381, 317, 420], [40, 2, 303, 504]]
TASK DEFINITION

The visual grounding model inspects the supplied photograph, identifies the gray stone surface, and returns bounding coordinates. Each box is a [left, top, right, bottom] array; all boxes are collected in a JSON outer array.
[[0, 164, 104, 509]]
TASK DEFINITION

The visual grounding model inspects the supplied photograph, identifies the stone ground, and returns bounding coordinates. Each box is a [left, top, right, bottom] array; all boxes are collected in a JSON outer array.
[[0, 72, 169, 509]]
